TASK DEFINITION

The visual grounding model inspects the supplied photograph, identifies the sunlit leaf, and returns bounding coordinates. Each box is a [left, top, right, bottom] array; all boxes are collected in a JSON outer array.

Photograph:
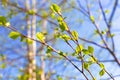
[[26, 38, 33, 44], [88, 46, 94, 53], [57, 75, 62, 80], [90, 15, 95, 22], [82, 49, 89, 55], [99, 63, 105, 69], [76, 44, 83, 54], [99, 69, 105, 76], [50, 4, 61, 14], [72, 30, 78, 41], [9, 31, 20, 40], [60, 34, 71, 41], [83, 62, 89, 70], [36, 32, 45, 43]]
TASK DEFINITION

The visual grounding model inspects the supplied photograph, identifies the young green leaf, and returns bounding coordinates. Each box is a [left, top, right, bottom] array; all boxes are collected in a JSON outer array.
[[88, 46, 94, 53], [26, 38, 33, 44], [99, 63, 105, 69], [57, 75, 62, 80], [99, 69, 105, 76], [50, 4, 61, 14], [72, 30, 78, 41], [76, 44, 83, 54], [90, 15, 95, 23], [0, 16, 7, 26], [36, 32, 45, 43], [60, 34, 71, 41], [82, 49, 89, 55], [59, 22, 68, 32], [9, 31, 20, 40], [83, 62, 89, 70]]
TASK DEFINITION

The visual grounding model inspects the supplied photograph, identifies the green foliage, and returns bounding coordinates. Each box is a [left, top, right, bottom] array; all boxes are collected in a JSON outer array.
[[99, 63, 105, 69], [71, 30, 78, 41], [76, 44, 83, 54], [50, 4, 61, 14], [46, 46, 53, 57], [57, 16, 68, 32], [26, 38, 33, 44], [60, 34, 71, 41], [0, 16, 10, 27], [57, 75, 62, 80], [36, 32, 45, 43], [1, 0, 7, 7], [0, 63, 6, 69], [105, 9, 110, 14], [83, 62, 89, 70], [9, 31, 20, 40], [88, 46, 94, 54], [90, 15, 95, 23], [27, 10, 35, 15], [99, 69, 105, 77], [82, 49, 89, 55]]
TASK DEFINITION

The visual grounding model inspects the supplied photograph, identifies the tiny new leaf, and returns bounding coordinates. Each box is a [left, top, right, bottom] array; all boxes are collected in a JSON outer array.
[[99, 63, 105, 69], [60, 34, 71, 41], [99, 69, 105, 77], [88, 46, 94, 53], [72, 30, 78, 41], [9, 31, 20, 40], [36, 32, 45, 43], [83, 62, 89, 70], [76, 44, 83, 54], [90, 15, 95, 23], [50, 4, 61, 14]]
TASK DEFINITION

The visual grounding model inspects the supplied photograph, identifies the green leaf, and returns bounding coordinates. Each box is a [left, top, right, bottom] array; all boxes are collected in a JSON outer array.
[[50, 4, 61, 14], [82, 49, 89, 55], [71, 30, 78, 41], [76, 44, 83, 54], [60, 34, 71, 41], [26, 38, 33, 44], [0, 16, 7, 26], [1, 63, 6, 69], [93, 77, 96, 80], [27, 10, 35, 15], [57, 75, 62, 80], [50, 13, 55, 19], [1, 0, 7, 7], [90, 15, 95, 23], [36, 32, 45, 43], [99, 63, 105, 69], [58, 51, 64, 56], [105, 9, 110, 14], [88, 46, 94, 53], [59, 22, 68, 32], [46, 46, 53, 53], [83, 62, 89, 70], [9, 31, 20, 40], [99, 69, 105, 77]]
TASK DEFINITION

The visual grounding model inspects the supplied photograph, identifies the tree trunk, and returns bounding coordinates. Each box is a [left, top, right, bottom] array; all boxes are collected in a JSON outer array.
[[26, 0, 36, 80]]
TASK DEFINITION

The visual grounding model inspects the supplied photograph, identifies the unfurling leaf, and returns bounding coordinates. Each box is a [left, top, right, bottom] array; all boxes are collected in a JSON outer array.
[[72, 30, 78, 41], [83, 62, 89, 70], [36, 32, 45, 43], [82, 49, 89, 55], [60, 34, 71, 41], [76, 44, 83, 54], [90, 15, 95, 23], [50, 4, 61, 14], [9, 31, 20, 40], [99, 69, 105, 76], [26, 38, 33, 44], [88, 46, 94, 53], [99, 63, 105, 69]]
